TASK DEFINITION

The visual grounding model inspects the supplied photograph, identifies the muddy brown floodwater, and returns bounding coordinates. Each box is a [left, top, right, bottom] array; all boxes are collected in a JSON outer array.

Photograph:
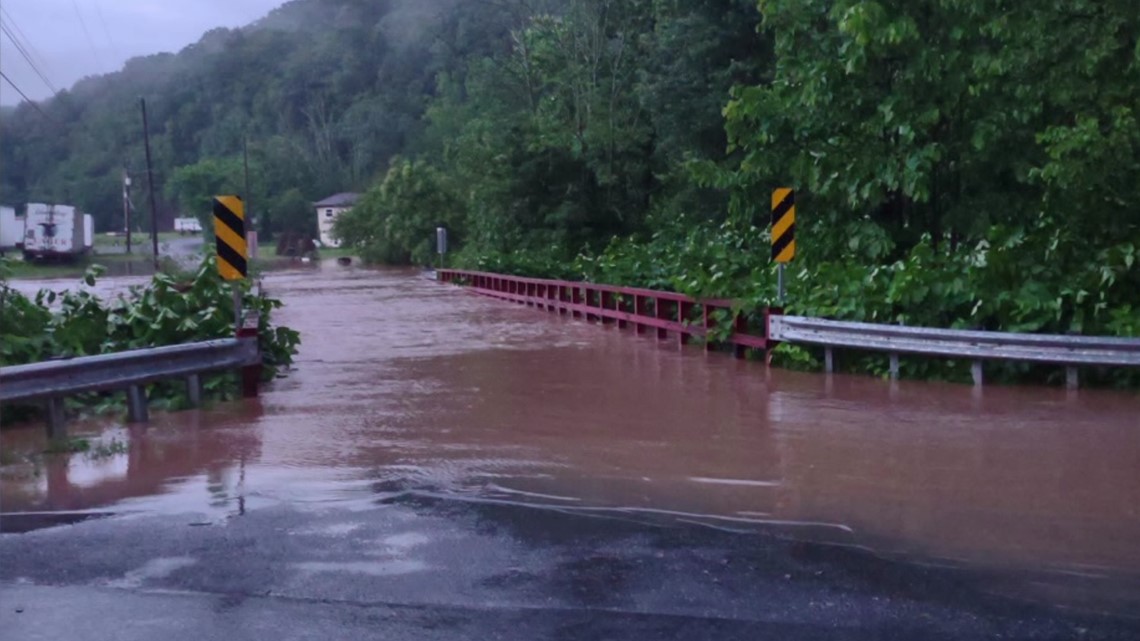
[[3, 263, 1139, 616]]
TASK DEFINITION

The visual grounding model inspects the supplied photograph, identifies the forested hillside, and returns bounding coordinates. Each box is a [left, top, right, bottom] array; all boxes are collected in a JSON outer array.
[[3, 0, 1138, 368], [0, 0, 522, 234]]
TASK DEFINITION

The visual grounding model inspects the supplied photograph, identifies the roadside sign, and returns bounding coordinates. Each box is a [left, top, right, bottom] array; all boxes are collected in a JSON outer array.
[[771, 188, 795, 263], [213, 196, 247, 280]]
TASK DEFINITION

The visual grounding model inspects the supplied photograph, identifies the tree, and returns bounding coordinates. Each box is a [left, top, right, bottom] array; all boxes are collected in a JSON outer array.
[[335, 158, 464, 265], [722, 0, 1140, 253], [164, 157, 244, 221], [268, 188, 315, 239]]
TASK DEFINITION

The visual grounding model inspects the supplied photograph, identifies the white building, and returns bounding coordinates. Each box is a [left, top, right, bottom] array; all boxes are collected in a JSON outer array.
[[314, 192, 360, 248]]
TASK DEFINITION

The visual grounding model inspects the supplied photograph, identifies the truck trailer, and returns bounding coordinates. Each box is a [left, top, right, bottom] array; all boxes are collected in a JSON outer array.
[[22, 203, 94, 260], [0, 206, 24, 254]]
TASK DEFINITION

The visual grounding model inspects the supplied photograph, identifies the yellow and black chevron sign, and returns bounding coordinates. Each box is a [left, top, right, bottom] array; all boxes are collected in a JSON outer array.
[[771, 187, 795, 263], [213, 195, 247, 280]]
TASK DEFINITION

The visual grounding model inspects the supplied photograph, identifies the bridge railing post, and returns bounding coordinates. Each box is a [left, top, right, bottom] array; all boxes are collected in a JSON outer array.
[[703, 304, 713, 352], [734, 313, 748, 359], [764, 306, 783, 366], [679, 301, 694, 346], [656, 298, 668, 340], [634, 295, 647, 334]]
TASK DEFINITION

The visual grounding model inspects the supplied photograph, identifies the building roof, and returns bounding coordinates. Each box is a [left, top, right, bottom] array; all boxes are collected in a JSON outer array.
[[313, 192, 361, 208]]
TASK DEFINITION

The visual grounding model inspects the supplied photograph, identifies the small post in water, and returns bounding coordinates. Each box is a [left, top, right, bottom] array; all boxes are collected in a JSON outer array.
[[436, 226, 447, 270]]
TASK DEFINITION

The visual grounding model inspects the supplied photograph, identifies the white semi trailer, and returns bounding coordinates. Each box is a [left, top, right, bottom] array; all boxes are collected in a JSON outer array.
[[22, 203, 94, 260], [0, 206, 24, 254]]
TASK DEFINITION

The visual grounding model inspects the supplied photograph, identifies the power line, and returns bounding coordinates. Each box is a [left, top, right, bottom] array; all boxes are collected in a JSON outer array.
[[0, 6, 54, 79], [1, 24, 58, 94], [0, 70, 54, 121], [92, 0, 120, 62], [70, 0, 104, 73]]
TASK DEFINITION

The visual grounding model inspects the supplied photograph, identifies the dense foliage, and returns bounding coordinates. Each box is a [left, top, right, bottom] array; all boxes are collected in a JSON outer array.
[[0, 255, 301, 416], [3, 0, 1137, 384]]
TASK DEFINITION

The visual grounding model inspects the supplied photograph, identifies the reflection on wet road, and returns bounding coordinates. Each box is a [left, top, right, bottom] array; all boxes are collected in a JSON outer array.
[[2, 263, 1139, 633]]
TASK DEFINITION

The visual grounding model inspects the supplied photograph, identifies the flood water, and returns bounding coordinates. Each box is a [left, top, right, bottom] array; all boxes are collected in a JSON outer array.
[[3, 265, 1139, 616]]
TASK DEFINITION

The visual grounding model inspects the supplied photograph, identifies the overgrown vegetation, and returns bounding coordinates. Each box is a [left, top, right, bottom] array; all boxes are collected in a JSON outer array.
[[0, 254, 301, 422]]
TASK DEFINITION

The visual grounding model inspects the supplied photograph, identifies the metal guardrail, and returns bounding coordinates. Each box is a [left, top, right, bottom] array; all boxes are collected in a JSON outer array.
[[0, 339, 259, 403], [438, 269, 1138, 389], [1, 317, 262, 437], [769, 315, 1140, 387]]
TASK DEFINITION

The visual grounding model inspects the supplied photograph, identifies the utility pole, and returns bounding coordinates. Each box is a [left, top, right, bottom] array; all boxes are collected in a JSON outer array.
[[243, 137, 257, 259], [140, 97, 160, 270], [122, 170, 132, 253]]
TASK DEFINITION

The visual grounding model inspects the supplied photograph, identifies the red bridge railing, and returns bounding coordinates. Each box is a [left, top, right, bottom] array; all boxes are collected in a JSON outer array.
[[437, 269, 779, 358]]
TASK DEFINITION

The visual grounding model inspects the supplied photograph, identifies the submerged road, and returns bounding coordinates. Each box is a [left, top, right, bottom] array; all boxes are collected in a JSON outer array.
[[2, 264, 1139, 639]]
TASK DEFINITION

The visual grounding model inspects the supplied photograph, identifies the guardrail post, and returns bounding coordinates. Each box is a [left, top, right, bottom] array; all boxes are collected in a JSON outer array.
[[825, 347, 835, 374], [971, 361, 983, 387], [45, 397, 66, 439], [126, 385, 149, 423], [889, 353, 900, 380], [186, 373, 202, 408], [1065, 366, 1078, 390], [238, 313, 261, 398]]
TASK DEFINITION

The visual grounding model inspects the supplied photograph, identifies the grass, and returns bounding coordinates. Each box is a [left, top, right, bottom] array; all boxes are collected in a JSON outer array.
[[2, 245, 189, 279], [44, 438, 91, 454], [88, 438, 129, 459], [256, 244, 357, 259], [2, 259, 78, 279], [3, 255, 159, 279], [94, 231, 187, 248], [5, 436, 129, 466], [319, 247, 357, 258]]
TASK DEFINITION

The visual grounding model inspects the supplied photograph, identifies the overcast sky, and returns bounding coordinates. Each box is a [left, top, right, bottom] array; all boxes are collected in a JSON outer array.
[[1, 0, 284, 106]]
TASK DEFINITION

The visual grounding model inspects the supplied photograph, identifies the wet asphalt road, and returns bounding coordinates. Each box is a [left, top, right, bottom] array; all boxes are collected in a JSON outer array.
[[2, 496, 1137, 640]]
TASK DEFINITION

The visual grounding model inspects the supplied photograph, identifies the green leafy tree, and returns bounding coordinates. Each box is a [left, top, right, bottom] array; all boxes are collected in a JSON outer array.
[[164, 157, 244, 221], [268, 188, 316, 238], [336, 158, 464, 265]]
